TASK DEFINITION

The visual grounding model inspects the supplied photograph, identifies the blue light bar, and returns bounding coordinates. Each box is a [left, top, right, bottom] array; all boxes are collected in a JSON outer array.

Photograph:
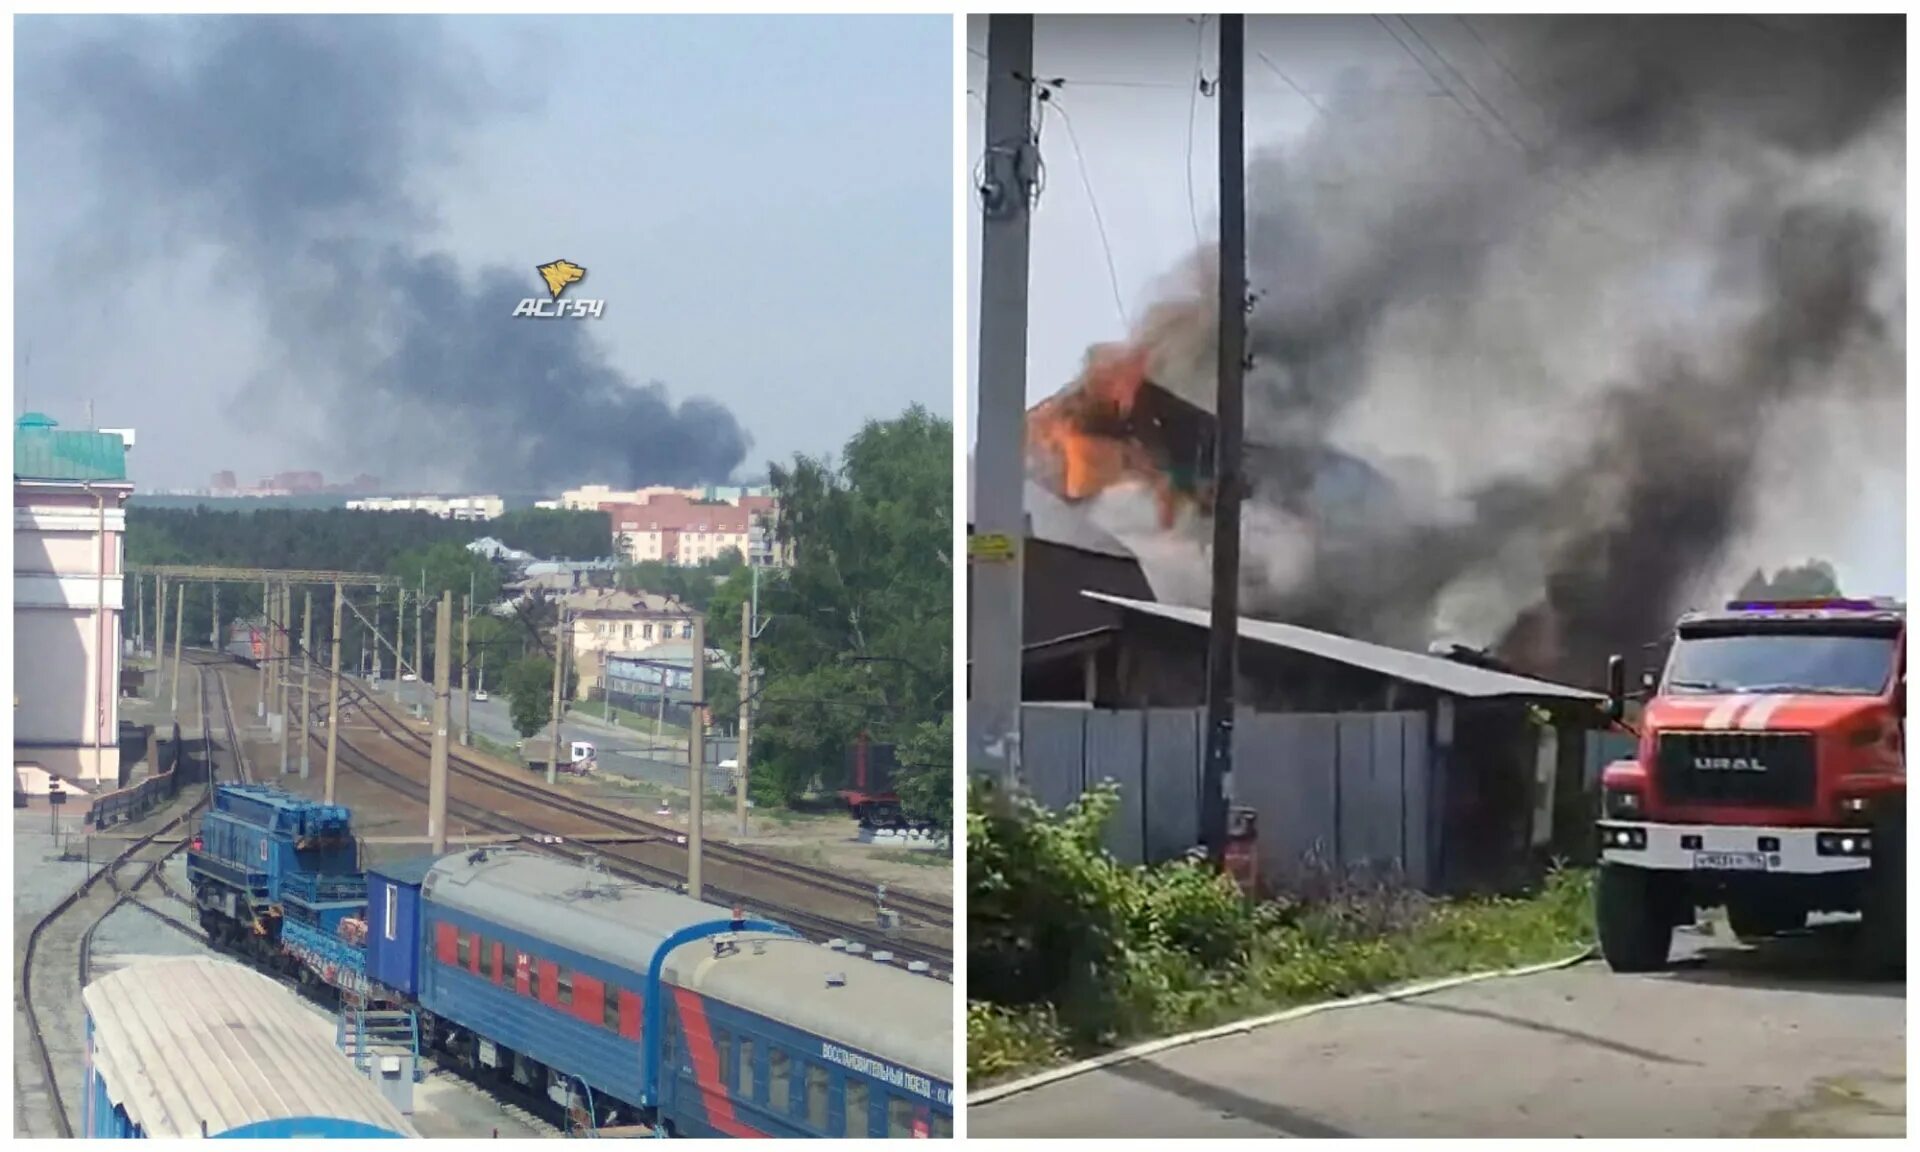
[[1725, 598, 1882, 612]]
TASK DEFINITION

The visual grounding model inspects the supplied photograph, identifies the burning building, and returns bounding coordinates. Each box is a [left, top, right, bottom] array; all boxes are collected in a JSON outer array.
[[1023, 16, 1904, 690]]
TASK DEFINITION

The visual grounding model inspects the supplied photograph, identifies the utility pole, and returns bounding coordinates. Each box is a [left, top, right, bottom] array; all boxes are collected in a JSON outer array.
[[738, 603, 752, 837], [429, 590, 452, 854], [135, 574, 146, 658], [300, 591, 313, 779], [547, 614, 567, 786], [170, 585, 185, 716], [688, 613, 706, 901], [326, 583, 343, 804], [1202, 14, 1247, 866], [211, 584, 220, 654], [461, 593, 472, 746], [969, 13, 1036, 785], [278, 582, 291, 722], [394, 589, 406, 700], [279, 588, 292, 777], [414, 569, 425, 717], [152, 577, 165, 700], [372, 590, 384, 688], [257, 579, 269, 718]]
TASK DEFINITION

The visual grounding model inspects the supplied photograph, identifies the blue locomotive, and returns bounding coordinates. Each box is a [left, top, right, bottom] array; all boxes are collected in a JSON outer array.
[[185, 784, 952, 1138]]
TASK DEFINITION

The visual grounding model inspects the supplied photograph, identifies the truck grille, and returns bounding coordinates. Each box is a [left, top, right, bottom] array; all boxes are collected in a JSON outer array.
[[1654, 730, 1817, 808]]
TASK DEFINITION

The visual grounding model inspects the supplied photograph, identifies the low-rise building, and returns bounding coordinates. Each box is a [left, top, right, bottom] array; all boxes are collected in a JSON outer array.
[[561, 589, 696, 699], [14, 413, 136, 793], [345, 494, 504, 521]]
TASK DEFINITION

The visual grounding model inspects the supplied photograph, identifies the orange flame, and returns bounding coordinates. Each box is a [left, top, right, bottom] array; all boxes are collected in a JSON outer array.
[[1026, 342, 1193, 528]]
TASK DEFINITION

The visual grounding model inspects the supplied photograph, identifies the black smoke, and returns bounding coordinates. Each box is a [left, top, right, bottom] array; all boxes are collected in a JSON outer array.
[[21, 16, 750, 488], [1079, 15, 1904, 687]]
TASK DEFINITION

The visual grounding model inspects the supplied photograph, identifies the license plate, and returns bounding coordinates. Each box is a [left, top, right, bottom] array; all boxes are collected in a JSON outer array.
[[1694, 851, 1768, 872]]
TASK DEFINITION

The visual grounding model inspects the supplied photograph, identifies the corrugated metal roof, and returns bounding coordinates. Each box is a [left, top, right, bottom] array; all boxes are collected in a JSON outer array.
[[669, 937, 951, 1087], [1085, 591, 1603, 702], [424, 849, 720, 974], [81, 957, 418, 1138], [14, 414, 129, 482]]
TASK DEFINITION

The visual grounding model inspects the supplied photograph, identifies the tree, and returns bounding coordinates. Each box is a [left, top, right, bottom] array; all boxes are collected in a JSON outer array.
[[490, 508, 612, 560], [895, 715, 952, 834], [711, 405, 952, 805], [502, 655, 574, 741], [1737, 560, 1843, 600]]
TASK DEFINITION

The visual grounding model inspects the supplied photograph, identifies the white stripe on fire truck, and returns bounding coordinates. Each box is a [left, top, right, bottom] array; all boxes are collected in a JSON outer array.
[[1703, 695, 1756, 730], [1737, 694, 1795, 730]]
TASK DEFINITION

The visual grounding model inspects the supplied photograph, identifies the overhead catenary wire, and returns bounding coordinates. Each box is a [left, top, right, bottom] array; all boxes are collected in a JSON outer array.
[[1184, 14, 1212, 250]]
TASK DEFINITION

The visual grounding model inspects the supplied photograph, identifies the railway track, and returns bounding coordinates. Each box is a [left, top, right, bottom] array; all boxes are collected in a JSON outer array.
[[17, 652, 244, 1137], [351, 683, 951, 927], [305, 681, 952, 975]]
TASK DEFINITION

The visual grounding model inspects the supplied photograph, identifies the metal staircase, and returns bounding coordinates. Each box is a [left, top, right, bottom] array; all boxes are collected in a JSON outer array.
[[336, 989, 424, 1114]]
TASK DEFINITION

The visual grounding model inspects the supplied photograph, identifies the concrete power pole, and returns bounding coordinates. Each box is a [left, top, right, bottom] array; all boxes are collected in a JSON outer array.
[[737, 605, 752, 836], [689, 613, 706, 901], [461, 593, 472, 747], [372, 591, 385, 688], [1201, 14, 1248, 865], [325, 583, 343, 804], [300, 590, 313, 779], [257, 579, 269, 718], [394, 589, 406, 701], [414, 570, 425, 718], [547, 614, 567, 786], [170, 584, 185, 715], [211, 584, 219, 654], [429, 590, 452, 854], [153, 577, 165, 696], [279, 587, 292, 777], [135, 573, 144, 658], [969, 13, 1036, 784]]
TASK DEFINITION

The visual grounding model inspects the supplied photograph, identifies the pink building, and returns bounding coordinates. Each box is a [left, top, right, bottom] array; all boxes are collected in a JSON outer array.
[[14, 413, 135, 794]]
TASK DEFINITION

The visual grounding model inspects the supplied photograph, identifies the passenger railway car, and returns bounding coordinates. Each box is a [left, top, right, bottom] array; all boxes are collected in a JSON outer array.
[[81, 957, 417, 1139], [396, 849, 954, 1137]]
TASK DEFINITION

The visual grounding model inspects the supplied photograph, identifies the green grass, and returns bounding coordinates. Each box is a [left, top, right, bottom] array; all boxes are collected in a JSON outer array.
[[968, 867, 1595, 1086], [568, 698, 687, 739]]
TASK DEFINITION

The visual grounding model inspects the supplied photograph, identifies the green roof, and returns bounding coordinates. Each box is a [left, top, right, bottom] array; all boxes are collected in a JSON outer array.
[[14, 413, 128, 482]]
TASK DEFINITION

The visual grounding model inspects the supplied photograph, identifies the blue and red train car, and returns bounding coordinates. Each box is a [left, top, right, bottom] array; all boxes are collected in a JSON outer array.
[[188, 784, 953, 1138]]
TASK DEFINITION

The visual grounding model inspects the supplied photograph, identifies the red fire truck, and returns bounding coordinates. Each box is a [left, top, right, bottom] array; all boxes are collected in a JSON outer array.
[[1596, 597, 1905, 973]]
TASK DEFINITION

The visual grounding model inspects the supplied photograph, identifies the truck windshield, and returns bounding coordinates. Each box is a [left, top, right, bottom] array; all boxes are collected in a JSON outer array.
[[1664, 632, 1897, 696]]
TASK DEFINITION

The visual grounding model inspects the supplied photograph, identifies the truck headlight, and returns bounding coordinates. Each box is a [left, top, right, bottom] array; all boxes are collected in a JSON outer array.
[[1603, 788, 1643, 818]]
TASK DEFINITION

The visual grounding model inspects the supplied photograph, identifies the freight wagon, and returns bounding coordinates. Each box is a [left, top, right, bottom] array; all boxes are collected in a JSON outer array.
[[81, 957, 417, 1139]]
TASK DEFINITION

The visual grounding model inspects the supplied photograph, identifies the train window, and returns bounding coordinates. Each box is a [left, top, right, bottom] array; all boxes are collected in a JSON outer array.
[[739, 1039, 756, 1098], [931, 1112, 952, 1139], [844, 1081, 870, 1137], [768, 1048, 792, 1115], [805, 1064, 829, 1130], [455, 933, 470, 968], [557, 971, 574, 1006], [383, 886, 398, 941], [604, 986, 622, 1030], [886, 1098, 915, 1138], [479, 940, 495, 980], [714, 1029, 732, 1085]]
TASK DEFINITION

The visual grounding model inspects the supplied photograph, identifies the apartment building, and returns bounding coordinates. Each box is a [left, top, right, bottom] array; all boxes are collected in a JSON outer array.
[[14, 413, 136, 794], [560, 589, 696, 699]]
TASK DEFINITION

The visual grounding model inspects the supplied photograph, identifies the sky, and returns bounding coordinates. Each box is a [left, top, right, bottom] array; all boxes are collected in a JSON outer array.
[[964, 14, 1906, 598], [16, 15, 953, 493]]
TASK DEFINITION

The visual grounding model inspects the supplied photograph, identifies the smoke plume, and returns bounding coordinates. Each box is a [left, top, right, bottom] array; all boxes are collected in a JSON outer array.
[[1050, 15, 1904, 686], [23, 16, 750, 489]]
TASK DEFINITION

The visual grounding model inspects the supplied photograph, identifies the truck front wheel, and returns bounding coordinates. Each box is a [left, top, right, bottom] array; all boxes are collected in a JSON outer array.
[[1857, 807, 1905, 977], [1596, 864, 1675, 973]]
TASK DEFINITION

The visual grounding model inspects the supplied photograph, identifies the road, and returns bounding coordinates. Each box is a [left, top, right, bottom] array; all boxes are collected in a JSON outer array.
[[970, 925, 1905, 1139], [380, 679, 735, 793]]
